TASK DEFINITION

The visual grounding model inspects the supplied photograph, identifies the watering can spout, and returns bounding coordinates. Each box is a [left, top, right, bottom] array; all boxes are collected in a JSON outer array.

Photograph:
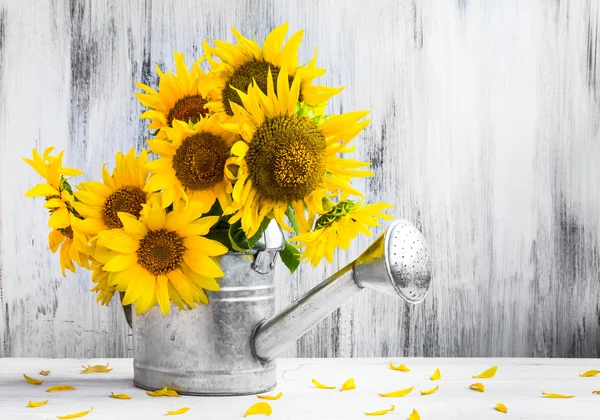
[[252, 219, 432, 362]]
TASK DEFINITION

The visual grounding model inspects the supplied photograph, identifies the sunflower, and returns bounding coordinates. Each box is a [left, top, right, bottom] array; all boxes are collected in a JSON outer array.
[[220, 68, 373, 237], [96, 199, 228, 315], [89, 259, 115, 306], [23, 148, 90, 275], [73, 148, 151, 237], [135, 52, 219, 139], [291, 200, 393, 266], [203, 23, 343, 117], [144, 115, 237, 212]]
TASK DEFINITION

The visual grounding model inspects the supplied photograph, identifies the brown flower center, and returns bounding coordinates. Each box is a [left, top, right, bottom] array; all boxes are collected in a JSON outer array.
[[172, 132, 228, 190], [102, 186, 146, 229], [222, 60, 298, 116], [137, 229, 185, 275], [246, 114, 326, 201], [167, 95, 208, 126], [58, 226, 74, 239]]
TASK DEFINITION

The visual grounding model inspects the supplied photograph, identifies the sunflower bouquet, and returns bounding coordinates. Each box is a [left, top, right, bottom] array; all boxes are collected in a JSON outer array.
[[24, 24, 392, 317]]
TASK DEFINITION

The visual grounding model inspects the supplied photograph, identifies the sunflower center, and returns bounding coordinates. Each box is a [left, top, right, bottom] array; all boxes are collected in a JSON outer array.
[[58, 226, 74, 239], [102, 186, 146, 229], [222, 60, 297, 116], [167, 95, 208, 126], [137, 229, 186, 275], [172, 132, 228, 190], [246, 114, 326, 201]]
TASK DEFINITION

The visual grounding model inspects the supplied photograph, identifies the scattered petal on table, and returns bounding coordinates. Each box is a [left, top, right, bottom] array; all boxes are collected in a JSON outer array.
[[56, 406, 93, 419], [110, 392, 132, 400], [23, 374, 43, 385], [167, 407, 190, 415], [408, 409, 420, 420], [80, 363, 112, 374], [312, 379, 336, 389], [542, 391, 574, 398], [341, 378, 356, 391], [472, 366, 497, 379], [430, 368, 441, 381], [257, 392, 282, 400], [420, 385, 438, 395], [378, 386, 414, 397], [496, 403, 508, 413], [579, 370, 600, 377], [389, 361, 410, 372], [146, 386, 179, 397], [39, 370, 50, 376], [28, 400, 48, 408], [364, 405, 395, 416], [244, 402, 272, 417], [592, 390, 600, 395], [46, 385, 76, 392], [470, 382, 485, 392]]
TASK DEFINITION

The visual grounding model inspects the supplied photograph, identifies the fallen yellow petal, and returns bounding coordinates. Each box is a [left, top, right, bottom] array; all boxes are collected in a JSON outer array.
[[496, 403, 508, 413], [146, 386, 179, 397], [257, 392, 282, 400], [593, 390, 600, 394], [244, 401, 272, 417], [472, 366, 498, 379], [378, 386, 414, 397], [46, 385, 76, 392], [110, 392, 132, 400], [40, 370, 50, 376], [312, 378, 336, 389], [389, 361, 410, 372], [408, 409, 420, 420], [470, 382, 485, 392], [420, 385, 438, 395], [56, 406, 93, 419], [167, 407, 190, 415], [579, 370, 600, 377], [23, 374, 43, 385], [341, 378, 356, 391], [430, 368, 441, 381], [28, 400, 48, 408], [364, 405, 395, 416], [80, 363, 112, 373], [542, 391, 574, 398]]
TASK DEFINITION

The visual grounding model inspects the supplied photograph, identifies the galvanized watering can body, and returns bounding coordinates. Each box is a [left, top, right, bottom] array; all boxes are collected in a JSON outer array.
[[132, 219, 431, 396]]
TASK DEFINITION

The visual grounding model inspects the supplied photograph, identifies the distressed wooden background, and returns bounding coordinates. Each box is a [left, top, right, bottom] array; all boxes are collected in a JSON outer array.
[[1, 0, 599, 359]]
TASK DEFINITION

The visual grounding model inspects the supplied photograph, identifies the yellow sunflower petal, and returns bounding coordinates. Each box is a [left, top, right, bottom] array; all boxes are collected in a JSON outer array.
[[80, 363, 112, 373], [146, 386, 180, 397], [430, 368, 441, 381], [257, 392, 282, 400], [579, 370, 600, 377], [389, 361, 410, 372], [56, 406, 94, 419], [167, 407, 190, 415], [110, 392, 132, 400], [340, 378, 356, 392], [244, 402, 272, 417], [46, 385, 76, 392], [542, 391, 574, 398], [408, 409, 420, 420], [39, 370, 50, 376], [23, 374, 43, 385], [312, 378, 335, 390], [25, 183, 60, 197], [496, 403, 508, 413], [420, 385, 438, 395], [470, 383, 485, 392], [28, 400, 48, 407], [364, 405, 395, 416], [378, 387, 413, 398], [118, 212, 148, 239], [472, 366, 497, 379], [48, 207, 71, 229]]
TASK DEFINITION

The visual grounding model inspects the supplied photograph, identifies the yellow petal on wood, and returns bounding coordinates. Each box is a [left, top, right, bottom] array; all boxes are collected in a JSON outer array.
[[40, 370, 50, 376], [167, 407, 190, 415], [579, 370, 600, 377], [592, 390, 600, 394], [472, 366, 498, 379], [80, 363, 112, 373], [244, 401, 272, 417], [56, 406, 94, 419], [542, 391, 574, 398], [378, 386, 414, 398], [430, 368, 441, 381], [312, 378, 336, 389], [496, 403, 508, 413], [23, 374, 43, 385], [28, 400, 48, 408], [470, 382, 485, 392], [47, 385, 76, 392], [420, 385, 438, 395], [389, 361, 410, 372], [341, 378, 356, 391], [146, 386, 179, 397], [110, 392, 132, 400], [408, 409, 421, 420], [257, 392, 282, 400], [364, 405, 395, 416]]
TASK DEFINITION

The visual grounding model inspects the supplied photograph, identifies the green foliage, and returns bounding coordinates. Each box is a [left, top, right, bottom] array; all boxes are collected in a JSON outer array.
[[279, 240, 301, 274], [227, 217, 271, 252]]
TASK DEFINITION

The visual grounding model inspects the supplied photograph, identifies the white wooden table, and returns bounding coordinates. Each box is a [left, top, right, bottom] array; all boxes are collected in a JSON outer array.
[[1, 358, 599, 419]]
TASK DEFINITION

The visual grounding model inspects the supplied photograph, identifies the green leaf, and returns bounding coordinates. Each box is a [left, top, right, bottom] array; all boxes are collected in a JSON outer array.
[[227, 217, 272, 252], [280, 240, 301, 274], [246, 217, 272, 249], [285, 207, 300, 235]]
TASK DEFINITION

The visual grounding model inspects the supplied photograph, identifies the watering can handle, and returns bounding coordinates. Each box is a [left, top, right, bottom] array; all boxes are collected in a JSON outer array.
[[252, 221, 285, 274]]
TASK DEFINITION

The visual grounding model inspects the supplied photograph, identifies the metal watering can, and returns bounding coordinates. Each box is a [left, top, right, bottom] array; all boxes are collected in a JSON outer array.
[[132, 219, 432, 395]]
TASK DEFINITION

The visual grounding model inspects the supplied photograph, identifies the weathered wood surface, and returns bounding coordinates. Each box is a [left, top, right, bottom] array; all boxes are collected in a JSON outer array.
[[1, 0, 599, 358]]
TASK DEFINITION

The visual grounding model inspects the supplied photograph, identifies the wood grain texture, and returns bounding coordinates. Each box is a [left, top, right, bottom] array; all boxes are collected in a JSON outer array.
[[1, 0, 599, 358]]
